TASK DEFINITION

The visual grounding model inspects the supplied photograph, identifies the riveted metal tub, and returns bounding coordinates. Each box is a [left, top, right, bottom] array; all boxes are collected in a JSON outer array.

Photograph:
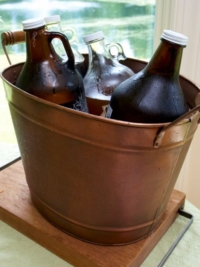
[[1, 57, 200, 245]]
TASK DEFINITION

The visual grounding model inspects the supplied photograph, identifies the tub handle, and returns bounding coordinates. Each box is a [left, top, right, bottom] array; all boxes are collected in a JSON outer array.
[[154, 104, 200, 148], [1, 30, 25, 65]]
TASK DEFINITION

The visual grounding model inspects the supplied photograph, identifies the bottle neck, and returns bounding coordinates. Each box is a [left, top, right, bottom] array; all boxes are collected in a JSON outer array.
[[87, 38, 108, 64], [25, 26, 53, 62], [145, 39, 185, 78], [46, 23, 62, 32]]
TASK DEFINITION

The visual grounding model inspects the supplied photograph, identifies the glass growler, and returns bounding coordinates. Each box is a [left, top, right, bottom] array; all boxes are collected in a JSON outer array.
[[16, 17, 88, 112], [83, 31, 134, 116], [44, 15, 85, 76], [106, 30, 189, 123]]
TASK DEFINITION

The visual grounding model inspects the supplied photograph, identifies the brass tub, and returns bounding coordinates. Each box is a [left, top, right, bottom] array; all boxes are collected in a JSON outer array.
[[1, 57, 200, 245]]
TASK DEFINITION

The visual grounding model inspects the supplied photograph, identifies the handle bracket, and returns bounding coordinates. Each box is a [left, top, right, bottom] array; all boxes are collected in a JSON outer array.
[[154, 104, 200, 148]]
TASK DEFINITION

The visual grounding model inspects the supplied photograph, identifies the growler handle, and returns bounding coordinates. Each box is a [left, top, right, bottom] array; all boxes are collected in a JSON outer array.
[[1, 30, 25, 65], [61, 26, 78, 44], [154, 104, 200, 148], [46, 31, 75, 70], [106, 42, 126, 61]]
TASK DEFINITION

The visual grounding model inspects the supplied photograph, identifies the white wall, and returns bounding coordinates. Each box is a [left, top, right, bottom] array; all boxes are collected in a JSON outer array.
[[155, 0, 200, 209]]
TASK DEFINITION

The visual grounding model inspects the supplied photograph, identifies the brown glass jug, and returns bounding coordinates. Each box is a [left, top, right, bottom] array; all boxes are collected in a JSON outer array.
[[83, 31, 134, 116], [106, 30, 189, 123], [16, 17, 88, 112]]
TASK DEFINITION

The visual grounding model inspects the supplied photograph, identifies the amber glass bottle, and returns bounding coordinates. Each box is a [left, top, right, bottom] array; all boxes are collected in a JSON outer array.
[[16, 17, 88, 113], [83, 31, 134, 116], [106, 30, 189, 123]]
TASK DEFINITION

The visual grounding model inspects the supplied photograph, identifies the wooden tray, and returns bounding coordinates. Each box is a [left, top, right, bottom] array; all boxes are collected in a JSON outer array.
[[0, 160, 186, 267]]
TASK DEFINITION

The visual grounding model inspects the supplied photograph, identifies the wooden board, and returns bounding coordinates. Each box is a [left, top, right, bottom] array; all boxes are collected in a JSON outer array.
[[0, 160, 186, 267]]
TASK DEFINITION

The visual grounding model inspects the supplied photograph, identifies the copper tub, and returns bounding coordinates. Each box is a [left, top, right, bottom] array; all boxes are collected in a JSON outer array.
[[1, 57, 200, 245]]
